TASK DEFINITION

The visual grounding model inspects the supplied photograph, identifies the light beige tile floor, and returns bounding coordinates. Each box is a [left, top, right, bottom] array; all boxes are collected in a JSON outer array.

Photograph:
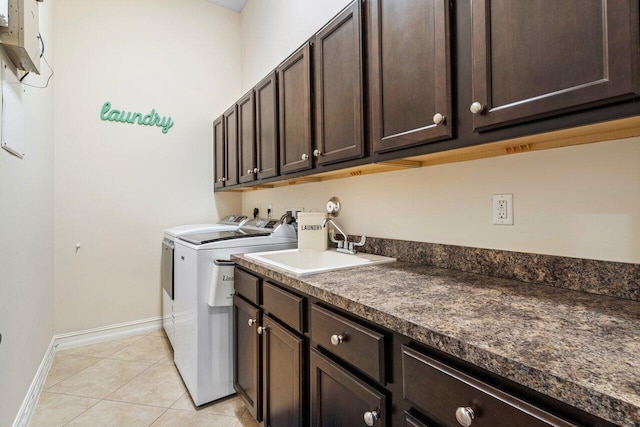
[[30, 330, 258, 427]]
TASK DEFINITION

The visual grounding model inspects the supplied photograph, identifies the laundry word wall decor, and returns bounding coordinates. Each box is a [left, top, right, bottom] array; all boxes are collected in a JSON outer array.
[[100, 102, 174, 134]]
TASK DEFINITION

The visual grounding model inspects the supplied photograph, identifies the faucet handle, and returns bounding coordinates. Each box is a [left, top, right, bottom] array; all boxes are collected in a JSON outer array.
[[353, 235, 366, 247]]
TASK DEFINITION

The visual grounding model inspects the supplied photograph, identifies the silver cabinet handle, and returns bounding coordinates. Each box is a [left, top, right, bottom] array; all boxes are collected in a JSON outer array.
[[247, 319, 256, 326], [455, 407, 475, 426], [301, 153, 309, 160], [470, 102, 484, 114], [313, 149, 322, 157], [330, 334, 344, 346], [433, 112, 446, 125], [257, 326, 268, 335], [253, 167, 259, 173], [247, 169, 252, 174], [363, 410, 379, 426], [221, 177, 227, 182], [217, 178, 223, 183]]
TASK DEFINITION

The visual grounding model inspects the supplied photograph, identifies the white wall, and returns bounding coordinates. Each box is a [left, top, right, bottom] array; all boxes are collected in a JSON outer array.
[[53, 0, 242, 334], [0, 1, 55, 424], [240, 0, 350, 91], [239, 0, 640, 264]]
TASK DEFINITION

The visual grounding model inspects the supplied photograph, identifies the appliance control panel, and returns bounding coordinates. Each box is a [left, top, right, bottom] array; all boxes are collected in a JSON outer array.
[[244, 218, 279, 229], [219, 215, 248, 226]]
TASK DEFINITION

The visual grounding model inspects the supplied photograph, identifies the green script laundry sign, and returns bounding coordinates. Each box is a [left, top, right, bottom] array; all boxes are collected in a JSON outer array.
[[100, 102, 174, 134]]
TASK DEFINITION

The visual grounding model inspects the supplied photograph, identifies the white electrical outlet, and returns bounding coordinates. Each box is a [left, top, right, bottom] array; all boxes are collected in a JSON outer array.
[[286, 207, 304, 219], [492, 194, 514, 225]]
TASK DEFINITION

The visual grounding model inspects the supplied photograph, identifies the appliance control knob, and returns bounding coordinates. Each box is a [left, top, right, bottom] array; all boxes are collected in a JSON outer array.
[[313, 149, 322, 157], [247, 319, 257, 326], [470, 102, 485, 114], [363, 410, 379, 426], [455, 407, 475, 426], [301, 153, 309, 160], [257, 326, 268, 335], [253, 168, 259, 173], [433, 112, 446, 124], [330, 334, 344, 346]]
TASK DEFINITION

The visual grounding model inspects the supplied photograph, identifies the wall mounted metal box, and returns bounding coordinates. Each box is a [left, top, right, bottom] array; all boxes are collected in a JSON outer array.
[[0, 0, 40, 73]]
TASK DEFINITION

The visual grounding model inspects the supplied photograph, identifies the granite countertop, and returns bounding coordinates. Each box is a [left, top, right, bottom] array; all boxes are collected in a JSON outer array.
[[232, 255, 640, 427]]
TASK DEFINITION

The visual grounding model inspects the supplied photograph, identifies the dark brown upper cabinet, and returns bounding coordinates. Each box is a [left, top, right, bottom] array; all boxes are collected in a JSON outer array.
[[213, 116, 225, 191], [470, 0, 640, 131], [368, 0, 453, 154], [314, 0, 365, 166], [278, 43, 313, 174], [238, 90, 256, 184], [223, 105, 239, 187], [255, 72, 279, 180]]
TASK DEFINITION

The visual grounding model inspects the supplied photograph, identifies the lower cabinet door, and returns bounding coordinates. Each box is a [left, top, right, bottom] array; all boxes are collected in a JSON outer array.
[[310, 347, 388, 427], [262, 314, 304, 427], [233, 295, 262, 421]]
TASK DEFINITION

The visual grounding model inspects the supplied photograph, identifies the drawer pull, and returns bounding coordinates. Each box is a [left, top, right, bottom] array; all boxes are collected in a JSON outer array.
[[330, 334, 344, 346], [257, 326, 269, 335], [455, 407, 475, 426], [247, 318, 257, 326], [363, 410, 379, 426]]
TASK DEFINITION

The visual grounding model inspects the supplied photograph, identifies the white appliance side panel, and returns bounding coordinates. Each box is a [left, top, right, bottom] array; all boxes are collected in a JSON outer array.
[[173, 242, 199, 401], [162, 288, 175, 349]]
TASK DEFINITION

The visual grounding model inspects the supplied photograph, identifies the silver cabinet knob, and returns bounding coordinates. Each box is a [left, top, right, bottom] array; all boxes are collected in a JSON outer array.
[[330, 334, 344, 346], [247, 319, 256, 326], [253, 167, 259, 173], [433, 112, 446, 124], [363, 410, 379, 426], [247, 169, 252, 174], [222, 177, 227, 182], [470, 102, 484, 114], [313, 149, 322, 157], [301, 153, 309, 160], [455, 407, 475, 427], [257, 326, 268, 335]]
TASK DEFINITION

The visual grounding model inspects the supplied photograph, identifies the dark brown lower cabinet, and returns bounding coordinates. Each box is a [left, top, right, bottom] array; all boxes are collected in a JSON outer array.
[[233, 295, 262, 422], [262, 315, 304, 427], [310, 348, 388, 427]]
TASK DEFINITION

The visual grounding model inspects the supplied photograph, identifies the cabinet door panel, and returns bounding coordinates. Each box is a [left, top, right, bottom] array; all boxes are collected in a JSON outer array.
[[310, 348, 387, 427], [263, 315, 304, 427], [278, 43, 313, 174], [238, 91, 256, 184], [256, 72, 279, 180], [223, 105, 239, 186], [369, 0, 452, 153], [471, 0, 640, 131], [234, 296, 262, 421], [315, 0, 364, 165], [213, 116, 225, 190]]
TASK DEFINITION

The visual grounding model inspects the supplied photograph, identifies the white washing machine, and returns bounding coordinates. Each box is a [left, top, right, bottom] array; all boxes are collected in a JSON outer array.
[[161, 215, 248, 348], [173, 217, 297, 406]]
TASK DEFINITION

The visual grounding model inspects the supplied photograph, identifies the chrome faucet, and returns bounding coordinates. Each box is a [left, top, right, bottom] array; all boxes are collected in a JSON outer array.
[[321, 217, 366, 255]]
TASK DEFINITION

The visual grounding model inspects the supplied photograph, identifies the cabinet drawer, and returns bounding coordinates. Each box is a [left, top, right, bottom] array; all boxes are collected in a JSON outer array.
[[401, 346, 576, 427], [234, 268, 260, 305], [404, 412, 430, 427], [262, 282, 304, 333], [310, 304, 386, 383]]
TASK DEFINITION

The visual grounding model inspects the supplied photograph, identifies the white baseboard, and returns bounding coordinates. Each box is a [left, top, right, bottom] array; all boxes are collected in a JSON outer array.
[[12, 337, 56, 427], [54, 316, 163, 351], [12, 316, 163, 427]]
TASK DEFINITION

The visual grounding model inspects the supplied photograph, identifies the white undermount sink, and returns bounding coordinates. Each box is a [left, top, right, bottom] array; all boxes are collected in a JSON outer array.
[[245, 249, 396, 276]]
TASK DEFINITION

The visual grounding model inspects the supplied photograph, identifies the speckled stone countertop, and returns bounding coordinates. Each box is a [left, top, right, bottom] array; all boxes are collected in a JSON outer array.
[[232, 255, 640, 427]]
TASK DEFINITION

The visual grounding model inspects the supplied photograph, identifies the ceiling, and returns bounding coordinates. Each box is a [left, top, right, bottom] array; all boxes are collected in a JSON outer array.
[[207, 0, 247, 13]]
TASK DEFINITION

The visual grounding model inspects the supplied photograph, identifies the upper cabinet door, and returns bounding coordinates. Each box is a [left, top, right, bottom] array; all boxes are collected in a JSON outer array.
[[470, 0, 640, 131], [213, 116, 225, 191], [255, 72, 279, 180], [238, 91, 256, 184], [224, 105, 239, 187], [369, 0, 452, 154], [314, 0, 365, 166], [278, 43, 313, 174]]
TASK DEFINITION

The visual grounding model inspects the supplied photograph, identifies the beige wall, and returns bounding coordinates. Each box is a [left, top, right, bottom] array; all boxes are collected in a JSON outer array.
[[0, 1, 55, 424], [239, 0, 640, 264], [53, 0, 242, 334]]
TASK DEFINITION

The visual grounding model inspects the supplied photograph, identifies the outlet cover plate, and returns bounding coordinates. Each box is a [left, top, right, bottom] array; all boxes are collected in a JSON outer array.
[[493, 194, 514, 225]]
